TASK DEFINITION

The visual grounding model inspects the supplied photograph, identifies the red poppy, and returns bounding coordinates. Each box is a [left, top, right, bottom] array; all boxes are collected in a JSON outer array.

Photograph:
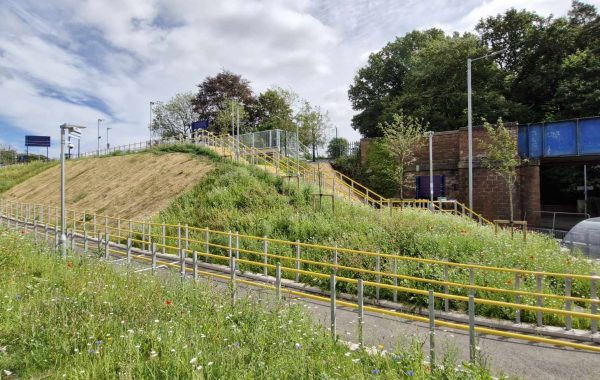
[[506, 279, 513, 286], [67, 261, 73, 268], [460, 229, 467, 236], [165, 300, 172, 305]]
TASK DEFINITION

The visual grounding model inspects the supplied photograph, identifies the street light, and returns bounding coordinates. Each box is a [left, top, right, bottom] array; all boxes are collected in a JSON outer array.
[[467, 48, 507, 210], [106, 124, 112, 150], [97, 118, 103, 156], [427, 131, 434, 203], [60, 123, 86, 258]]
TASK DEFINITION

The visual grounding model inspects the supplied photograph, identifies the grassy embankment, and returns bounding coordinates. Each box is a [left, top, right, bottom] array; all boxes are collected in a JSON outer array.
[[0, 161, 58, 193], [0, 228, 494, 379], [152, 145, 599, 329]]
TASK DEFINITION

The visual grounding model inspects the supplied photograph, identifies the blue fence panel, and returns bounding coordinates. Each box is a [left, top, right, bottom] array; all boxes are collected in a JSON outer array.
[[518, 126, 528, 156], [544, 121, 577, 157], [579, 118, 600, 155], [527, 124, 543, 158]]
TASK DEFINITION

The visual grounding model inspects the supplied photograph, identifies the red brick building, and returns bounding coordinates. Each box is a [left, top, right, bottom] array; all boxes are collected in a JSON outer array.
[[360, 123, 541, 222]]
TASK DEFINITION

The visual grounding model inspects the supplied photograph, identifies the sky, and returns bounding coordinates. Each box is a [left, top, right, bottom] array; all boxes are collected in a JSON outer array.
[[0, 0, 596, 157]]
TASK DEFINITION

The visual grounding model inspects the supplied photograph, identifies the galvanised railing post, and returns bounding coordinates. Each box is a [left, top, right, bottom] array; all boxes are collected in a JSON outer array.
[[231, 257, 237, 304], [295, 241, 301, 283], [228, 230, 232, 259], [429, 290, 436, 367], [263, 236, 268, 276], [469, 294, 476, 363], [151, 242, 157, 274], [565, 277, 572, 331], [127, 237, 132, 264], [357, 278, 364, 348], [193, 250, 198, 281], [393, 254, 398, 303], [235, 231, 240, 270], [536, 274, 543, 326], [330, 272, 337, 341], [375, 253, 381, 301], [179, 248, 185, 279], [205, 227, 210, 262], [275, 262, 282, 301], [443, 260, 449, 312], [104, 233, 110, 260], [515, 273, 521, 324], [592, 273, 598, 334]]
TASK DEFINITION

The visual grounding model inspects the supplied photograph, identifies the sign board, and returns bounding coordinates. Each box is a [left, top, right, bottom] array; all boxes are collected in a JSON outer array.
[[192, 120, 209, 132], [69, 128, 82, 139], [25, 135, 51, 147]]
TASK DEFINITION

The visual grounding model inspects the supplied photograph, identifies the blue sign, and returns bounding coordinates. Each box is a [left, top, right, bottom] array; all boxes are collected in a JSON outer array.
[[25, 135, 51, 147], [192, 120, 209, 132]]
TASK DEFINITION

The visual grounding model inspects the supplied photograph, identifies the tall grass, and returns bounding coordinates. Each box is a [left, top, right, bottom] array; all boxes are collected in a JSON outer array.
[[0, 228, 493, 379], [0, 161, 58, 193], [156, 145, 600, 328]]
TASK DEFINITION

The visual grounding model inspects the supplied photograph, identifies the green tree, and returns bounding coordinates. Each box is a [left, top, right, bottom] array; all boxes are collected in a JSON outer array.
[[151, 92, 199, 139], [252, 88, 297, 132], [359, 140, 398, 198], [348, 29, 445, 137], [479, 119, 520, 222], [296, 101, 331, 161], [327, 138, 349, 159], [380, 113, 427, 200]]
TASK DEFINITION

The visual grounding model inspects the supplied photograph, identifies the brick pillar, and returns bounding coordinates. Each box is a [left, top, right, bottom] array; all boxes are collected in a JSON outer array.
[[519, 160, 541, 225]]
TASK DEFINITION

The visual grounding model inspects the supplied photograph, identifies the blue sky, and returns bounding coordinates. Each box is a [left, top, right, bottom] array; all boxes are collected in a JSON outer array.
[[1, 0, 595, 158]]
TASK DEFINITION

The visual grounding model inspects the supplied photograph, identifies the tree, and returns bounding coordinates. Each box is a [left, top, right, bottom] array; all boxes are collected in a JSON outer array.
[[252, 87, 297, 132], [359, 140, 399, 198], [194, 70, 255, 134], [479, 119, 520, 222], [296, 101, 332, 161], [150, 92, 198, 139], [348, 29, 445, 137], [380, 112, 427, 200], [327, 138, 349, 159]]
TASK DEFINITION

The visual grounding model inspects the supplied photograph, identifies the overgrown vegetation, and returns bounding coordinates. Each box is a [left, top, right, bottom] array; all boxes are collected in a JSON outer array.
[[0, 228, 494, 379], [157, 145, 600, 329], [0, 161, 58, 193]]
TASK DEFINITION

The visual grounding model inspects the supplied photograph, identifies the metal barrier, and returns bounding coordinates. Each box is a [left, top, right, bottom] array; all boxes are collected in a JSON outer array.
[[2, 198, 600, 352]]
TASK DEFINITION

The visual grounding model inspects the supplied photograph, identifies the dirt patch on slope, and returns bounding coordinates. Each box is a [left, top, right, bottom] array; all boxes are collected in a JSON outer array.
[[3, 153, 212, 220]]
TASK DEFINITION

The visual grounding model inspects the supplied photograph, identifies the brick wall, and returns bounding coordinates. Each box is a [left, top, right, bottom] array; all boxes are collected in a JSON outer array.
[[359, 123, 541, 221]]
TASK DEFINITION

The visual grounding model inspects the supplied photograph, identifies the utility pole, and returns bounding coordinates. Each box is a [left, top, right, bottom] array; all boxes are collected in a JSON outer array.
[[97, 118, 103, 156]]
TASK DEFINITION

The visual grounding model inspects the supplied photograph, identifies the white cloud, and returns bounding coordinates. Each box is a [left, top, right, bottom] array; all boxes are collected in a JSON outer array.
[[1, 0, 599, 156]]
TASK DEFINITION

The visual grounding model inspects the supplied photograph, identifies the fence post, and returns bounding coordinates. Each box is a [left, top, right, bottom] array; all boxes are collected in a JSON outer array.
[[228, 230, 232, 259], [469, 268, 475, 297], [515, 273, 521, 324], [104, 233, 110, 260], [151, 242, 157, 274], [536, 274, 543, 327], [469, 294, 476, 363], [592, 273, 598, 334], [162, 223, 166, 255], [127, 237, 132, 264], [69, 229, 74, 252], [179, 248, 185, 279], [185, 224, 189, 252], [45, 223, 49, 243], [429, 290, 436, 367], [565, 277, 572, 331], [443, 260, 449, 312], [330, 272, 337, 341], [393, 255, 398, 303], [295, 240, 301, 282], [375, 254, 381, 301], [357, 278, 364, 348], [231, 257, 237, 304], [204, 227, 210, 262], [93, 214, 97, 238], [235, 231, 240, 270], [263, 237, 268, 276], [193, 250, 198, 281], [275, 262, 282, 301], [33, 220, 38, 243]]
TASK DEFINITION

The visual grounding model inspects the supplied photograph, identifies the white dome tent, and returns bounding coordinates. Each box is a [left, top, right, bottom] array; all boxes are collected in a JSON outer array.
[[563, 217, 600, 259]]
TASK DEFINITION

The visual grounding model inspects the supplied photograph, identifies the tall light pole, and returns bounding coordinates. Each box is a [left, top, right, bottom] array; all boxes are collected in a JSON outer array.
[[97, 118, 103, 156], [106, 125, 112, 150], [428, 131, 434, 203], [467, 48, 507, 210], [60, 123, 86, 258]]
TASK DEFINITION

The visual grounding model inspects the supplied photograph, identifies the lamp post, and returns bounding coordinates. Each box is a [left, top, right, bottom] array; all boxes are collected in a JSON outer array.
[[106, 125, 112, 150], [467, 48, 507, 210], [428, 131, 434, 203], [97, 118, 103, 156], [60, 123, 86, 258]]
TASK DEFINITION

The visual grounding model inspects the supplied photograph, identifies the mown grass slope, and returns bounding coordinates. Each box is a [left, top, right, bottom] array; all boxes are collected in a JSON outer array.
[[0, 161, 58, 193], [156, 145, 599, 328], [0, 228, 493, 379]]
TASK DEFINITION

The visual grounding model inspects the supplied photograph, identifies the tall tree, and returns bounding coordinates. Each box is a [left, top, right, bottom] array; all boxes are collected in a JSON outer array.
[[296, 101, 331, 161], [194, 70, 255, 134], [348, 29, 446, 137], [252, 87, 297, 132], [150, 92, 198, 139], [380, 112, 427, 200]]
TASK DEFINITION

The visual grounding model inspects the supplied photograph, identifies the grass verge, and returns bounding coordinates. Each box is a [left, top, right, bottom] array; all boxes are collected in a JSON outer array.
[[0, 161, 58, 193], [0, 228, 494, 379]]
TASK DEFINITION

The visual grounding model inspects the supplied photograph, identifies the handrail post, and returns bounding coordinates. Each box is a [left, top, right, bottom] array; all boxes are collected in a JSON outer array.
[[162, 223, 166, 255], [469, 294, 476, 363], [536, 274, 543, 326], [193, 250, 198, 281], [104, 233, 110, 260], [235, 231, 240, 270], [357, 278, 364, 348], [205, 227, 210, 262], [295, 240, 301, 282], [263, 237, 268, 276], [330, 272, 337, 341], [515, 273, 521, 324], [275, 262, 282, 301], [393, 255, 398, 303], [565, 277, 572, 331], [127, 237, 132, 264], [592, 273, 598, 334], [231, 257, 237, 304], [443, 260, 449, 312], [375, 253, 381, 301], [151, 242, 157, 274], [429, 290, 436, 367]]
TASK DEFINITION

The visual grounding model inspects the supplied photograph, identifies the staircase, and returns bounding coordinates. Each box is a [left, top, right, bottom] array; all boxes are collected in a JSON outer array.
[[193, 131, 492, 225]]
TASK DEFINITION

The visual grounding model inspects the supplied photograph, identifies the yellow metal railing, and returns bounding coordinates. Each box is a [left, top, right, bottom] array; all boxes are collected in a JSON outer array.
[[3, 199, 599, 347]]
